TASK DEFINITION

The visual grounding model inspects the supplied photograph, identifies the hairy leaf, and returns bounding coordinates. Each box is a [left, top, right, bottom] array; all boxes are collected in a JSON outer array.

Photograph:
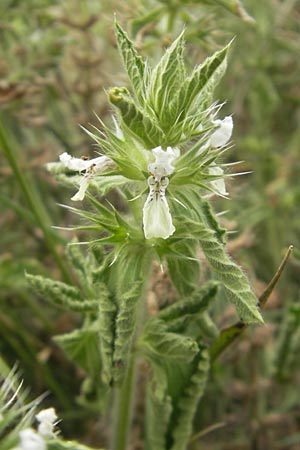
[[173, 42, 231, 119], [169, 348, 210, 450], [26, 273, 98, 313], [108, 87, 164, 148], [159, 281, 219, 322], [145, 345, 210, 450], [112, 282, 143, 383], [145, 379, 173, 450], [98, 288, 117, 385], [188, 221, 263, 323], [53, 324, 101, 378], [66, 241, 92, 292], [166, 240, 200, 296], [115, 21, 148, 104], [140, 318, 199, 362], [148, 31, 185, 125]]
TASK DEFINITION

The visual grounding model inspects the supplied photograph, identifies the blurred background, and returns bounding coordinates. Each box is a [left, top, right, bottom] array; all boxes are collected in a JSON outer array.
[[1, 0, 300, 449]]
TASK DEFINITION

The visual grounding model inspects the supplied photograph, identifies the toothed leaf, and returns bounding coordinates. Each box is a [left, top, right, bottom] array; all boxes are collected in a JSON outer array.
[[26, 273, 98, 313], [108, 87, 164, 148], [115, 21, 148, 104]]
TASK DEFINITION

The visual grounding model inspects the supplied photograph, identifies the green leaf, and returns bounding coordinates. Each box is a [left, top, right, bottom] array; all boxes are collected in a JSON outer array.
[[53, 313, 111, 409], [169, 348, 210, 450], [166, 240, 200, 296], [108, 87, 164, 148], [173, 41, 231, 119], [194, 312, 220, 340], [58, 201, 118, 234], [66, 240, 93, 292], [199, 199, 227, 244], [98, 287, 117, 386], [112, 282, 143, 383], [187, 220, 263, 324], [148, 31, 186, 126], [115, 20, 148, 104], [82, 121, 147, 180], [140, 318, 199, 362], [26, 273, 98, 313], [145, 345, 210, 450], [145, 375, 173, 450], [158, 281, 219, 322], [53, 323, 101, 378]]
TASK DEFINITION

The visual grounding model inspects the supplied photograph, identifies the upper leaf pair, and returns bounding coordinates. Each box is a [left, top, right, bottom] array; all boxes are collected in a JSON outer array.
[[112, 21, 231, 148]]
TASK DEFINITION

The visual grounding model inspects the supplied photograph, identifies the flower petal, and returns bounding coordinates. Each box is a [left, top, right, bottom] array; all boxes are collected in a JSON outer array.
[[19, 428, 46, 450], [59, 152, 110, 172], [71, 174, 91, 201], [36, 408, 57, 425], [210, 116, 233, 148], [143, 177, 175, 239], [148, 146, 180, 180], [209, 164, 228, 196]]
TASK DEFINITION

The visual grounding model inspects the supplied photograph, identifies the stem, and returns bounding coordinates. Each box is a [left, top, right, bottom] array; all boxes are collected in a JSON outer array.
[[0, 119, 72, 283], [112, 353, 137, 450], [111, 262, 150, 450]]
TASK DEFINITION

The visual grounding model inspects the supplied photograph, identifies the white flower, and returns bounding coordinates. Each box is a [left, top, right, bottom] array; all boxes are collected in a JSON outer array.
[[197, 116, 233, 196], [209, 115, 233, 148], [19, 428, 46, 450], [143, 177, 175, 239], [148, 146, 180, 181], [143, 146, 179, 239], [59, 152, 111, 172], [208, 163, 228, 196], [58, 152, 114, 201], [36, 407, 58, 438]]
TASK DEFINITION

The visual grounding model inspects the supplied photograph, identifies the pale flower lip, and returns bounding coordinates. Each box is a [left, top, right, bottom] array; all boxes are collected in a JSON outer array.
[[143, 176, 175, 240], [208, 163, 228, 196], [19, 428, 46, 450], [71, 172, 93, 202], [197, 116, 233, 196], [209, 115, 233, 148]]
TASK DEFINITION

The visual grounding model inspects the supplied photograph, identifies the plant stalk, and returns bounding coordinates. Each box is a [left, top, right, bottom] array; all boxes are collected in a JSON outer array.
[[112, 352, 137, 450]]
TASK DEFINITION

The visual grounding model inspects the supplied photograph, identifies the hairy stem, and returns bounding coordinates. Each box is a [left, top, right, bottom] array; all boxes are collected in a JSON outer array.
[[112, 353, 137, 450]]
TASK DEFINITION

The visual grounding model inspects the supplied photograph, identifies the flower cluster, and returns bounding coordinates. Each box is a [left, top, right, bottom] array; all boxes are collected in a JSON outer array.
[[15, 408, 58, 450], [144, 116, 233, 238], [50, 115, 233, 241]]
